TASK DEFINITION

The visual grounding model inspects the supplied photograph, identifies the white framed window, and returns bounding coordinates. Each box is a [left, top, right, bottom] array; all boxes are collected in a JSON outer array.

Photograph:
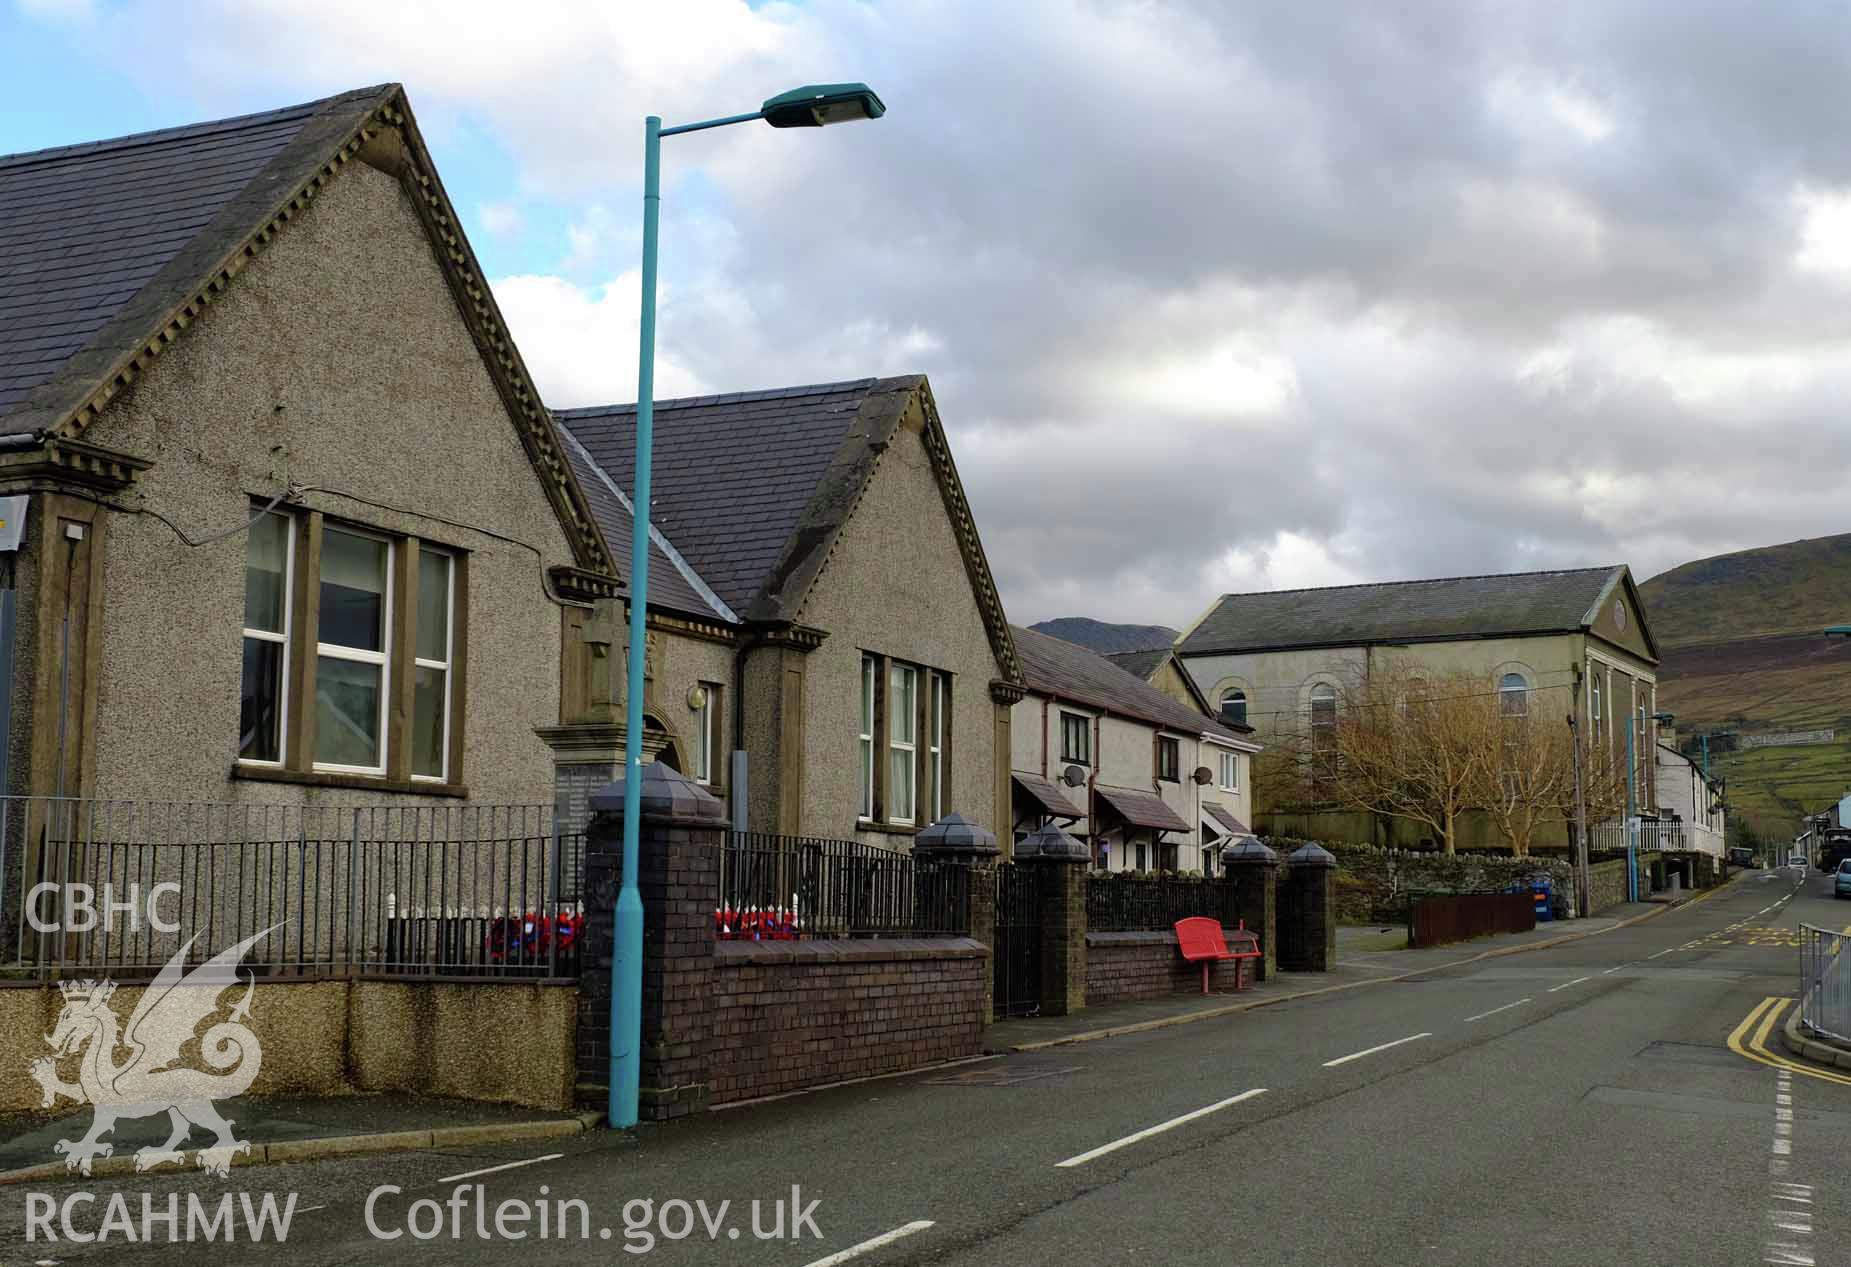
[[239, 509, 293, 765], [1590, 667, 1602, 741], [315, 527, 392, 774], [1309, 683, 1337, 748], [1219, 688, 1247, 727], [411, 549, 454, 782], [859, 656, 876, 820], [888, 663, 918, 824], [928, 671, 946, 821], [1499, 672, 1529, 717], [1156, 736, 1180, 782], [1219, 752, 1239, 792]]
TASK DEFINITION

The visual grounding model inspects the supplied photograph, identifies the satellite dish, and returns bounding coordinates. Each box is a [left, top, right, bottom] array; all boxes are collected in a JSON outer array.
[[1060, 764, 1087, 788], [1191, 766, 1213, 785]]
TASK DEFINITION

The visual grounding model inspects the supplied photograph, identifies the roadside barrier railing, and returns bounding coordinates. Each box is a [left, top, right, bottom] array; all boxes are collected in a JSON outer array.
[[1086, 873, 1240, 932], [717, 831, 970, 939], [3, 796, 581, 980], [1799, 923, 1851, 1042]]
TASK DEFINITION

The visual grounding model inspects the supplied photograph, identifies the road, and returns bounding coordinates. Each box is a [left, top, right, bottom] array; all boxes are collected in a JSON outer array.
[[6, 866, 1846, 1266]]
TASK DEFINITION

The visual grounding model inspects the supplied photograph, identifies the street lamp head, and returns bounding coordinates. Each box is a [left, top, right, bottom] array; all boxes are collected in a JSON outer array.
[[761, 82, 886, 128], [1650, 711, 1675, 723], [1828, 625, 1851, 638]]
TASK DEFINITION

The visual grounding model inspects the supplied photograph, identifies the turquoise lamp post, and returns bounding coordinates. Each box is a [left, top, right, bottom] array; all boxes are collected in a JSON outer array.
[[611, 83, 885, 1130]]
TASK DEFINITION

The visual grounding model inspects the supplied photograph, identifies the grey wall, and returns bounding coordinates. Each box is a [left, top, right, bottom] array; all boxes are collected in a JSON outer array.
[[77, 156, 577, 807]]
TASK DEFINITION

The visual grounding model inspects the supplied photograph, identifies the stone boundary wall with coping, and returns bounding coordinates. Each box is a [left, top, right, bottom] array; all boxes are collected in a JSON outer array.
[[1293, 838, 1575, 923]]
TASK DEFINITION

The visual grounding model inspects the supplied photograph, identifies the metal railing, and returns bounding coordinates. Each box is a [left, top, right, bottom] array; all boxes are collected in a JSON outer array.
[[1086, 874, 1240, 932], [717, 832, 969, 939], [1588, 820, 1687, 853], [3, 797, 582, 980], [1800, 924, 1851, 1043]]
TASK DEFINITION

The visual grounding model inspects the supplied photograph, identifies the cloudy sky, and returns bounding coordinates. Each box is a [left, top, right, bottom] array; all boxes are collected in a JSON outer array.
[[7, 1, 1851, 628]]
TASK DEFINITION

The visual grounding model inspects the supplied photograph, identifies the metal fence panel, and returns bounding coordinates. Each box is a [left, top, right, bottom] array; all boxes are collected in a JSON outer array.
[[717, 832, 969, 939], [1800, 924, 1851, 1042], [1086, 874, 1239, 932], [1589, 821, 1687, 853], [2, 797, 583, 980]]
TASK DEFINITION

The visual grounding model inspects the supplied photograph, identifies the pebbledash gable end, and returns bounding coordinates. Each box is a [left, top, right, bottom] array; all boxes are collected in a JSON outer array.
[[75, 156, 576, 805], [792, 396, 1005, 844]]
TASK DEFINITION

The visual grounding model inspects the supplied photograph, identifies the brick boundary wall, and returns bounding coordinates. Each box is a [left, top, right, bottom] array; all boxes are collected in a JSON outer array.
[[1084, 929, 1252, 1006], [709, 937, 987, 1105]]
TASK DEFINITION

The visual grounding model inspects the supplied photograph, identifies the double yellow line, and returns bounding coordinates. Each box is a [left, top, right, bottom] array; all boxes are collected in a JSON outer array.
[[1727, 997, 1851, 1085]]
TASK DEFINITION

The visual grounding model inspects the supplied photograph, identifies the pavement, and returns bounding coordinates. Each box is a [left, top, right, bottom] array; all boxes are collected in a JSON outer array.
[[0, 1093, 597, 1184], [988, 896, 1683, 1052], [4, 864, 1842, 1266]]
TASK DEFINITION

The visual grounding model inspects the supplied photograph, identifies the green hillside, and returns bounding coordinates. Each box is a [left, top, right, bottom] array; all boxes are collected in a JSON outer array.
[[1641, 532, 1851, 648], [1638, 532, 1851, 836]]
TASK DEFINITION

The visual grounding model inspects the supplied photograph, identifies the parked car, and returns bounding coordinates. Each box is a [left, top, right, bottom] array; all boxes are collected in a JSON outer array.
[[1835, 859, 1851, 899]]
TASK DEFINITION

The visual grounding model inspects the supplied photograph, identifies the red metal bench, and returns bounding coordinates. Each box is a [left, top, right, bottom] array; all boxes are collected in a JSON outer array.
[[1174, 917, 1263, 994]]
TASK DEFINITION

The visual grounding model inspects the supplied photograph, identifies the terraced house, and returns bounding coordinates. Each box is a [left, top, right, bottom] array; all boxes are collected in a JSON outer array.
[[1010, 626, 1260, 873], [1173, 566, 1662, 849], [0, 84, 1026, 959]]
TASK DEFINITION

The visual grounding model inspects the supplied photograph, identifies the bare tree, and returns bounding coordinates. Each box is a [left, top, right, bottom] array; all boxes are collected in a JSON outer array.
[[1473, 708, 1575, 858], [1326, 666, 1494, 855], [1577, 731, 1631, 837]]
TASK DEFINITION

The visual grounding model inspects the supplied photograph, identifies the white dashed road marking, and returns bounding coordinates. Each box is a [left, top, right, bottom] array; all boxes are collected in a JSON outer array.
[[1464, 999, 1531, 1022], [1546, 976, 1593, 993], [1323, 1033, 1431, 1068], [436, 1154, 566, 1185], [803, 1220, 936, 1266], [1763, 1068, 1813, 1265], [1055, 1089, 1268, 1167]]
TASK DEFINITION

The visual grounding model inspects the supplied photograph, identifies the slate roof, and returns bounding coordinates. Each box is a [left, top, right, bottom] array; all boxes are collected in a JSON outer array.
[[0, 86, 393, 431], [559, 431, 733, 624], [1093, 784, 1191, 834], [1012, 625, 1240, 741], [1104, 648, 1170, 681], [1177, 567, 1628, 657], [1012, 772, 1085, 821], [558, 380, 894, 615], [1203, 803, 1255, 839]]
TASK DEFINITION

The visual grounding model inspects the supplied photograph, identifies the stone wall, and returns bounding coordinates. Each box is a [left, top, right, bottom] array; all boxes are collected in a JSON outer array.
[[708, 938, 987, 1104], [1, 977, 577, 1118], [1294, 838, 1575, 923], [1084, 929, 1252, 1005], [1587, 858, 1629, 914]]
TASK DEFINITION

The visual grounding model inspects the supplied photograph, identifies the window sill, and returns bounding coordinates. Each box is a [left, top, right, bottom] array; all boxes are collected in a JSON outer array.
[[231, 764, 469, 799], [858, 821, 919, 838]]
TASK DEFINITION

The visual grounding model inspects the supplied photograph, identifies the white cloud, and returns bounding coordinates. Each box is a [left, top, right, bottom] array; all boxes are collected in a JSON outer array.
[[491, 272, 709, 408], [1794, 185, 1851, 279], [21, 0, 1851, 623], [476, 201, 524, 239]]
